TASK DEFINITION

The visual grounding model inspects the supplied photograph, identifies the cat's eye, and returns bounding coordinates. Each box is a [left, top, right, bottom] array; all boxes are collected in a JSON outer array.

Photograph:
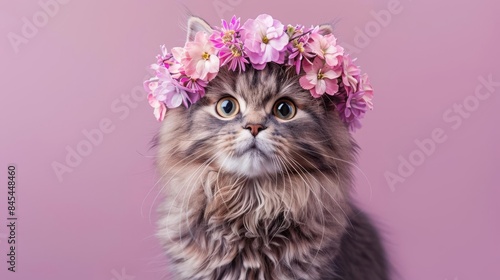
[[273, 99, 296, 120], [216, 96, 240, 118]]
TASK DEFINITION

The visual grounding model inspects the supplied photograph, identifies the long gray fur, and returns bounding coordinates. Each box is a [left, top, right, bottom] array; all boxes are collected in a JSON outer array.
[[153, 17, 390, 280]]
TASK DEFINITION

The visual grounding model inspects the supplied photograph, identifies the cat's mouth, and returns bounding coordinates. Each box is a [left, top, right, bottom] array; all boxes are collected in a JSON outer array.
[[218, 138, 278, 177], [239, 140, 269, 159], [246, 146, 267, 159]]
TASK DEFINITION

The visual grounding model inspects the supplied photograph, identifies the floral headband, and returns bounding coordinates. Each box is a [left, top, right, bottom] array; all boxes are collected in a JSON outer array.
[[144, 14, 373, 131]]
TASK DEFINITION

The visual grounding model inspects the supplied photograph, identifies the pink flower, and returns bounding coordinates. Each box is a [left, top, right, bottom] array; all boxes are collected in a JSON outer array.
[[210, 16, 248, 72], [178, 76, 207, 104], [168, 63, 184, 79], [299, 57, 341, 98], [143, 76, 159, 93], [286, 25, 314, 74], [336, 89, 368, 131], [341, 54, 361, 92], [147, 65, 194, 108], [156, 45, 171, 67], [307, 32, 344, 67], [144, 76, 167, 121], [147, 93, 167, 121], [242, 14, 289, 70], [172, 32, 220, 81], [210, 15, 242, 48], [144, 14, 375, 129], [335, 73, 374, 131], [218, 44, 248, 72]]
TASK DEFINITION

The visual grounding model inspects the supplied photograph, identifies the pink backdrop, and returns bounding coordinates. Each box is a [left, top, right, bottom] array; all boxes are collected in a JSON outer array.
[[1, 0, 499, 279]]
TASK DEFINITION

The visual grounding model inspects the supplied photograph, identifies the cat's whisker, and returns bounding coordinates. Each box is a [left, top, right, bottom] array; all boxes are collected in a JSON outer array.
[[179, 152, 223, 246], [286, 149, 353, 229], [149, 44, 388, 277], [276, 153, 329, 274], [165, 132, 232, 143], [268, 154, 292, 242], [189, 156, 251, 273], [153, 145, 222, 226], [151, 157, 211, 225], [141, 137, 219, 221], [213, 150, 235, 212], [299, 147, 374, 201], [275, 153, 328, 225], [164, 142, 224, 224]]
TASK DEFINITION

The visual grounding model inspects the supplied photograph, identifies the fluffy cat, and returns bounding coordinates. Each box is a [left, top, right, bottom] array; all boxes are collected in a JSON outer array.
[[154, 17, 390, 280]]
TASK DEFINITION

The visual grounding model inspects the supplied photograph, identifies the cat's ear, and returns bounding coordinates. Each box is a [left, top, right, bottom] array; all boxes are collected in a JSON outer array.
[[186, 17, 213, 42], [318, 24, 334, 36]]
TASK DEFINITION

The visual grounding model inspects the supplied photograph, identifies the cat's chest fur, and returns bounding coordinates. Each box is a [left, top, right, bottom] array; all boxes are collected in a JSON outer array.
[[157, 170, 351, 280]]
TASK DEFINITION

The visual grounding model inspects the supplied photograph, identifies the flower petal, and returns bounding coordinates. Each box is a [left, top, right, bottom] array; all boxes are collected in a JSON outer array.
[[324, 79, 339, 95], [299, 75, 315, 90], [166, 92, 183, 108], [154, 102, 167, 121], [315, 79, 326, 96]]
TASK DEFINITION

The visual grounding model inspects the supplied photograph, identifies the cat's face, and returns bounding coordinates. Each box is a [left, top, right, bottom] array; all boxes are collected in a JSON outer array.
[[157, 63, 355, 180], [155, 18, 356, 183]]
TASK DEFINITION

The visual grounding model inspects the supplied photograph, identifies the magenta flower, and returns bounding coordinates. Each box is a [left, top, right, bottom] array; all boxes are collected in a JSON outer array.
[[178, 76, 207, 104], [341, 54, 361, 91], [219, 45, 248, 72], [336, 73, 374, 131], [336, 89, 368, 131], [210, 16, 248, 72], [286, 25, 314, 74], [307, 32, 344, 67], [172, 32, 220, 81], [299, 57, 341, 98], [144, 14, 375, 130], [242, 14, 289, 70], [210, 15, 242, 48]]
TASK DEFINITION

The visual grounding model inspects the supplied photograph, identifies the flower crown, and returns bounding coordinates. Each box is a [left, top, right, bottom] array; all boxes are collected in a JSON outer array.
[[144, 14, 373, 131]]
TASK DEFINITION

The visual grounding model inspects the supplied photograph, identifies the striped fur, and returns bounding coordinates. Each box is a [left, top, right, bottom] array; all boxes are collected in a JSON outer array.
[[154, 17, 389, 280]]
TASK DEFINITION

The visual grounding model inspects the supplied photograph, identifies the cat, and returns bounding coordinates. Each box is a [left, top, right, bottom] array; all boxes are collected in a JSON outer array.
[[153, 17, 390, 280]]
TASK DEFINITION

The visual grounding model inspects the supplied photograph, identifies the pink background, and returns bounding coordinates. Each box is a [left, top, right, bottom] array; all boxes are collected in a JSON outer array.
[[1, 0, 499, 279]]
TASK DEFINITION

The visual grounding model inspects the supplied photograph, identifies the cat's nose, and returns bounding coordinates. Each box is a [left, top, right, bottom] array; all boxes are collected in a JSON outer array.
[[245, 124, 266, 137]]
